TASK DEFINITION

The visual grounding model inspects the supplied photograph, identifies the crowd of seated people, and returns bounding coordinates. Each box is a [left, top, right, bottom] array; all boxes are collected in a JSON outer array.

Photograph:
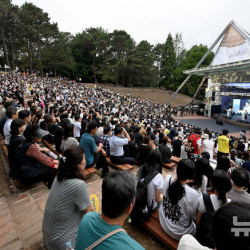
[[0, 72, 250, 249]]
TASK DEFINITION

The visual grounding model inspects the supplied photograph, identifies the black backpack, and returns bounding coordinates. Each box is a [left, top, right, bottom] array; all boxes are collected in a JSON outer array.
[[185, 134, 199, 153], [130, 168, 158, 225], [196, 194, 215, 249]]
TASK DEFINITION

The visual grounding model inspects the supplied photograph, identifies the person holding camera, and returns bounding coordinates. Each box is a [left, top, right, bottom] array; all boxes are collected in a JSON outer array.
[[109, 125, 135, 165]]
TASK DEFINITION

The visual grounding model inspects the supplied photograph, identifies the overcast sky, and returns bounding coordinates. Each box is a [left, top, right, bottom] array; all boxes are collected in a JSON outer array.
[[12, 0, 250, 50]]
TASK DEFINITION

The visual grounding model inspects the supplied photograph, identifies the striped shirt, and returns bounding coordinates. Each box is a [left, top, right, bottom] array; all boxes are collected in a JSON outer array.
[[42, 177, 91, 250]]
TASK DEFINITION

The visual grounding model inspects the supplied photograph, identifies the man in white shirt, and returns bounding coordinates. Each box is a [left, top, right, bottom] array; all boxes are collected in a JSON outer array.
[[74, 115, 81, 141], [201, 134, 214, 159], [109, 125, 134, 165], [4, 106, 18, 146]]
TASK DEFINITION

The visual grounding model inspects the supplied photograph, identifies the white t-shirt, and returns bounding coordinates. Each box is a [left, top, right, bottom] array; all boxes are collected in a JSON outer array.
[[159, 175, 199, 240], [178, 234, 212, 250], [202, 139, 214, 159], [191, 176, 208, 197], [198, 194, 231, 213], [96, 126, 104, 138], [74, 121, 81, 138], [147, 173, 163, 211]]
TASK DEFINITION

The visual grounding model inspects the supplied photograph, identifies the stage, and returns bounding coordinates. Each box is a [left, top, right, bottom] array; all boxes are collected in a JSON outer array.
[[176, 115, 250, 134], [216, 114, 250, 129]]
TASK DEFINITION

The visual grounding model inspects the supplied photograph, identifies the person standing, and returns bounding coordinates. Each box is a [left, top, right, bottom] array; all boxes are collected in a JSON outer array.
[[169, 125, 177, 142], [217, 129, 231, 159], [172, 135, 183, 158], [187, 128, 202, 156], [202, 134, 215, 159]]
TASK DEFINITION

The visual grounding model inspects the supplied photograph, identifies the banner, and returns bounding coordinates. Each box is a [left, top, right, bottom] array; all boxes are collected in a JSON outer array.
[[211, 25, 250, 66]]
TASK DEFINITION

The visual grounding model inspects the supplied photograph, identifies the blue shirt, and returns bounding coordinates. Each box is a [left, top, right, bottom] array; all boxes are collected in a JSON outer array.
[[80, 133, 97, 166], [242, 161, 250, 172], [169, 127, 176, 140], [75, 212, 144, 250]]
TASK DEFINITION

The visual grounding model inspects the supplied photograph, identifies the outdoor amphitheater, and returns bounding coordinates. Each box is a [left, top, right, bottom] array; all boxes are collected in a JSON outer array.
[[0, 1, 250, 250]]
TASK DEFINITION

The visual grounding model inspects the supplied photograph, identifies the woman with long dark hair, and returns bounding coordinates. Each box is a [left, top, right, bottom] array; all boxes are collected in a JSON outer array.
[[43, 146, 93, 250], [8, 119, 26, 179], [197, 169, 232, 225], [217, 154, 238, 176], [54, 118, 70, 153], [159, 159, 198, 240], [138, 135, 152, 164], [80, 119, 88, 137], [216, 155, 231, 172], [230, 149, 244, 167], [138, 150, 163, 212], [189, 158, 214, 197], [60, 123, 78, 153]]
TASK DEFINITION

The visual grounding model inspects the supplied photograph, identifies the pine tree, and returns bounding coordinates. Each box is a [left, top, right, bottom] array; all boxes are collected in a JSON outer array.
[[161, 33, 176, 90]]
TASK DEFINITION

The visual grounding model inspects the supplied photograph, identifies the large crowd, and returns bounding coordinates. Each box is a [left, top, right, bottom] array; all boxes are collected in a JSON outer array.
[[0, 72, 250, 250]]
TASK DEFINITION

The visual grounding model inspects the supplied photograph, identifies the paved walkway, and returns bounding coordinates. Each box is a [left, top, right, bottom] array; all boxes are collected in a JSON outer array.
[[0, 143, 174, 250], [0, 143, 104, 250]]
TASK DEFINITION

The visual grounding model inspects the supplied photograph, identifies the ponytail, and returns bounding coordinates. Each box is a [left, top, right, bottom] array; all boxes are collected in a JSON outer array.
[[218, 191, 227, 205], [57, 146, 84, 181], [211, 169, 232, 205], [230, 155, 236, 162], [167, 159, 195, 205], [168, 180, 186, 205]]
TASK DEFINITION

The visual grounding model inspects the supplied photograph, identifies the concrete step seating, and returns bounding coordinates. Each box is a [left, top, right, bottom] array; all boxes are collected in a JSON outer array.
[[135, 160, 142, 166], [163, 162, 176, 169], [171, 156, 180, 164], [106, 157, 134, 171], [42, 139, 96, 179], [136, 159, 176, 169], [144, 210, 179, 250]]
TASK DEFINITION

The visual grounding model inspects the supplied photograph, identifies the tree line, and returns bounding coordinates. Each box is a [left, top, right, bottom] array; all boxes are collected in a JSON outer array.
[[0, 0, 214, 96]]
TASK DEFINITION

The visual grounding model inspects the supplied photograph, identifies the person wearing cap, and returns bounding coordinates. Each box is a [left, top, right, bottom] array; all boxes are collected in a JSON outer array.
[[15, 124, 58, 188], [201, 134, 215, 160]]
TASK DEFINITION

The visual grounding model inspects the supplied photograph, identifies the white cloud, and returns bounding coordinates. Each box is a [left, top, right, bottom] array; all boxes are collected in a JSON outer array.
[[12, 0, 250, 49]]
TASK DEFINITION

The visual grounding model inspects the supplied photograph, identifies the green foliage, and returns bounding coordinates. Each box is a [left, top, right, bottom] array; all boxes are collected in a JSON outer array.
[[161, 33, 176, 90], [179, 44, 214, 96], [0, 1, 214, 98]]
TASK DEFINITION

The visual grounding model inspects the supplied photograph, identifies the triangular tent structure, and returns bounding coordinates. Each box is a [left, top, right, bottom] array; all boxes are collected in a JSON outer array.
[[211, 22, 250, 66], [167, 20, 250, 105]]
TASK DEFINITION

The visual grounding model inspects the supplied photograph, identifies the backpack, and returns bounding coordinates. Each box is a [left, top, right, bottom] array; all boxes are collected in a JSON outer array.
[[196, 194, 215, 249], [130, 168, 158, 225], [185, 134, 199, 153]]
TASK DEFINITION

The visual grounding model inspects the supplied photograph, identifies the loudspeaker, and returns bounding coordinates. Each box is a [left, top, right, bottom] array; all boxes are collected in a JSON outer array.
[[216, 116, 223, 125]]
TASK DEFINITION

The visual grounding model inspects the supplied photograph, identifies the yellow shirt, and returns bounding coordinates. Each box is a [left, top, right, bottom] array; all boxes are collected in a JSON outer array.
[[217, 135, 230, 154]]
